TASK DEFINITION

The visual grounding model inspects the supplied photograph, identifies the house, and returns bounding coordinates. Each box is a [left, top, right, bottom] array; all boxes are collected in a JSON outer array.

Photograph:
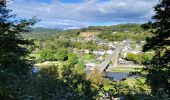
[[118, 58, 134, 65], [136, 43, 141, 50], [113, 41, 118, 44], [113, 31, 118, 34], [84, 50, 89, 54], [96, 56, 103, 62], [108, 42, 115, 48], [93, 50, 105, 56], [73, 49, 85, 56], [122, 46, 132, 58], [85, 63, 96, 70], [123, 39, 132, 47], [124, 31, 129, 33], [97, 40, 108, 46], [106, 49, 113, 54], [141, 41, 146, 44]]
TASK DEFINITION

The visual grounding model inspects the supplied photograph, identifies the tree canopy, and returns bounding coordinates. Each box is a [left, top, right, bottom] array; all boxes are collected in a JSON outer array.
[[0, 0, 38, 99], [140, 0, 170, 98]]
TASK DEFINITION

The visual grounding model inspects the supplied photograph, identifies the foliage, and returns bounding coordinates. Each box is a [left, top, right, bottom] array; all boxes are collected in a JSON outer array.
[[38, 38, 71, 50], [126, 52, 154, 65], [141, 52, 154, 64], [32, 27, 62, 34], [55, 48, 68, 61], [53, 38, 71, 49], [38, 47, 68, 62], [80, 24, 143, 33], [83, 41, 98, 50], [29, 65, 99, 100], [98, 78, 151, 99], [71, 40, 99, 51], [67, 53, 78, 66], [98, 31, 151, 42], [126, 53, 143, 64], [0, 0, 38, 99], [140, 0, 170, 98], [89, 68, 104, 85], [23, 27, 62, 41], [39, 49, 57, 62], [75, 60, 85, 74]]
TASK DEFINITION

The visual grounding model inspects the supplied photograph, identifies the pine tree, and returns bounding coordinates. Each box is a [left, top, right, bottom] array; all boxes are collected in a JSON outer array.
[[0, 0, 37, 99], [141, 0, 170, 98]]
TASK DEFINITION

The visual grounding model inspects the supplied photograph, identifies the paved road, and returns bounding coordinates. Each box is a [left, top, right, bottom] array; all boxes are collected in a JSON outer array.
[[98, 49, 121, 73], [99, 53, 114, 72]]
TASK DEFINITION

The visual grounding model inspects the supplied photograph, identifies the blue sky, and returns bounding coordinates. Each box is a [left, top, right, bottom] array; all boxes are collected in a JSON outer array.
[[8, 0, 158, 29]]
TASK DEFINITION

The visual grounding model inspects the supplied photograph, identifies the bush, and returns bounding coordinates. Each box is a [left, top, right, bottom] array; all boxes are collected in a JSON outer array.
[[67, 53, 78, 65], [55, 48, 68, 61], [39, 49, 57, 62], [126, 53, 142, 64], [126, 52, 154, 65]]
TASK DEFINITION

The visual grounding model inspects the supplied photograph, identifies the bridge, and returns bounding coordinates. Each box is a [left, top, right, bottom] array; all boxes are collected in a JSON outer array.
[[98, 49, 121, 73], [98, 53, 114, 72]]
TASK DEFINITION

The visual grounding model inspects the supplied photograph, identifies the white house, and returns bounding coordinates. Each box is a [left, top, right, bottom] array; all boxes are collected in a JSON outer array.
[[96, 56, 103, 62], [108, 42, 114, 48], [122, 46, 132, 58], [106, 50, 113, 54], [93, 51, 105, 56], [84, 50, 89, 54], [85, 63, 96, 70]]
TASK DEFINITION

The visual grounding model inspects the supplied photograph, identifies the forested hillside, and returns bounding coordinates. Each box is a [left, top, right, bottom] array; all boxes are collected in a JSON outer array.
[[81, 24, 143, 32], [32, 27, 63, 34], [23, 27, 63, 40], [25, 24, 151, 42]]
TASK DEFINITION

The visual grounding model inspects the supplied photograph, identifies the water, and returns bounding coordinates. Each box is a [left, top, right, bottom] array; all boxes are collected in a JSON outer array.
[[32, 66, 40, 73], [105, 71, 138, 81], [86, 70, 138, 81], [32, 67, 138, 81]]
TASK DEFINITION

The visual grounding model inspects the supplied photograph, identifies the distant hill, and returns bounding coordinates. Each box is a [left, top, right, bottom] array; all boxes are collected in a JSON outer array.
[[32, 27, 63, 34], [80, 24, 143, 33], [24, 24, 147, 41], [23, 27, 63, 40], [62, 24, 150, 42]]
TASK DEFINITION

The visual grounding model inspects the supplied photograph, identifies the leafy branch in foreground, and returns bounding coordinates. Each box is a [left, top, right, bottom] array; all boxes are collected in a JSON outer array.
[[0, 0, 38, 99], [140, 0, 170, 99]]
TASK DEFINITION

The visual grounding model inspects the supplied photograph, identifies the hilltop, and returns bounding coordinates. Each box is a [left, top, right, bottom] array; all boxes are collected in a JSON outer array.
[[32, 27, 63, 34], [24, 24, 151, 42]]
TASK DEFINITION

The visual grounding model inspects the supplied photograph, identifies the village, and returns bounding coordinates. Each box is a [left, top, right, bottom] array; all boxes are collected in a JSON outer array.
[[69, 32, 145, 80]]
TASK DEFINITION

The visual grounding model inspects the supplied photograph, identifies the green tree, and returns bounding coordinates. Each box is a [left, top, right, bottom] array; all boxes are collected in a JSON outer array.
[[141, 0, 170, 98], [67, 53, 78, 66], [39, 49, 56, 62], [55, 48, 68, 61], [141, 52, 153, 65], [0, 0, 37, 99], [30, 65, 99, 100], [126, 53, 142, 64]]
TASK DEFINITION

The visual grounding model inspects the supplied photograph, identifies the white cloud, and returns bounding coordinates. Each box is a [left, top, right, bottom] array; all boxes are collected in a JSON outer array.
[[8, 0, 158, 29]]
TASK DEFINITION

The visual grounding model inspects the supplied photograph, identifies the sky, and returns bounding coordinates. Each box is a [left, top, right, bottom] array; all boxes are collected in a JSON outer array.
[[8, 0, 158, 29]]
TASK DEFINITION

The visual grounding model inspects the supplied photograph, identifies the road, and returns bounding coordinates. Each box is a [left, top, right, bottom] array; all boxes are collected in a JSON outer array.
[[98, 48, 121, 73]]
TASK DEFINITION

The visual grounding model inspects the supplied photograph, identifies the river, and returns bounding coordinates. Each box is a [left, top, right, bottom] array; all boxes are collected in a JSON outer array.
[[86, 70, 138, 81]]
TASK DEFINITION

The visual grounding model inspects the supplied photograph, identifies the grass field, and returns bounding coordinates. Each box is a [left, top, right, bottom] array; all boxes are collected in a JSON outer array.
[[110, 65, 144, 73], [35, 61, 63, 68]]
